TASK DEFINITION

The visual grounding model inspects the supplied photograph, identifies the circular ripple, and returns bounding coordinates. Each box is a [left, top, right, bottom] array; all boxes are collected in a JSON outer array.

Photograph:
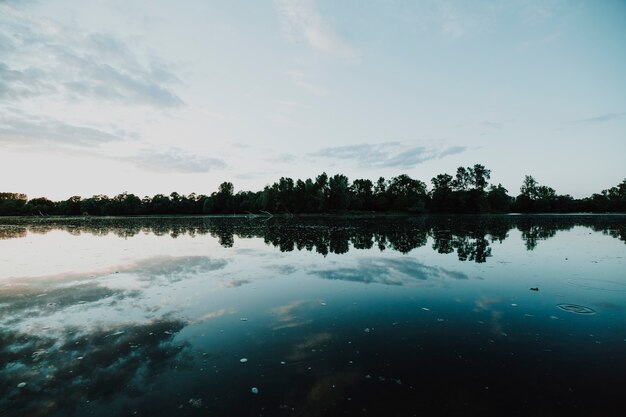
[[557, 304, 596, 315]]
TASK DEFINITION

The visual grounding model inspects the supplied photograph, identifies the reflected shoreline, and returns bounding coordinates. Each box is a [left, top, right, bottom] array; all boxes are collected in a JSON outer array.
[[1, 214, 624, 262]]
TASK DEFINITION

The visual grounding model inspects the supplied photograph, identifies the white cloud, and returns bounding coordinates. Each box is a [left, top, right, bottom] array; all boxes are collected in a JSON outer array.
[[274, 0, 359, 61]]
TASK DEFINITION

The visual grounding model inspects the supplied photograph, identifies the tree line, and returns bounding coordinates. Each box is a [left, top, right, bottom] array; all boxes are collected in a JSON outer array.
[[1, 164, 624, 216]]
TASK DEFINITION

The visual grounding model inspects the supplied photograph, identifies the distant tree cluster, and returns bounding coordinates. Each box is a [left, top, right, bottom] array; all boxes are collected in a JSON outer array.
[[1, 165, 624, 216]]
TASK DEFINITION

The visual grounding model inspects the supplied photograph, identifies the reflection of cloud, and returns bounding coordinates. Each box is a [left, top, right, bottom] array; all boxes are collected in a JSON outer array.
[[0, 282, 135, 325], [0, 319, 189, 417], [128, 256, 228, 282], [311, 142, 466, 169], [312, 257, 468, 286], [265, 264, 298, 275], [473, 295, 505, 335], [193, 308, 235, 323], [4, 255, 228, 284], [271, 300, 315, 330], [221, 279, 250, 288], [1, 256, 228, 326], [289, 332, 332, 361]]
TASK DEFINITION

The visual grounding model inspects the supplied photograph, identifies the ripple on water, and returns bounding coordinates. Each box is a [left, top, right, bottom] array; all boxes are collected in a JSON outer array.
[[557, 304, 596, 315]]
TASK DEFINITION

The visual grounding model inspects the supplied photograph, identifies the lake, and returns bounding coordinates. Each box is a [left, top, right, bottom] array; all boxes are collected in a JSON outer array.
[[1, 215, 625, 416]]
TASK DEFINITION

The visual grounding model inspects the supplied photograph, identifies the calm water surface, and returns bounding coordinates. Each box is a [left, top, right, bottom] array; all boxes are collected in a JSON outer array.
[[1, 215, 625, 416]]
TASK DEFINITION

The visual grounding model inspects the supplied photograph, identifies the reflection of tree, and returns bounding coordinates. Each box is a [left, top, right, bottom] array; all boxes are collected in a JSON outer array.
[[0, 215, 624, 259], [0, 227, 26, 239], [591, 224, 626, 245], [0, 319, 189, 417], [517, 220, 564, 251]]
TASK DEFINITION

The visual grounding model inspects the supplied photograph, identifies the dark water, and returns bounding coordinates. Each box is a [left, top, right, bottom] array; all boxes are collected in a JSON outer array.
[[0, 215, 625, 416]]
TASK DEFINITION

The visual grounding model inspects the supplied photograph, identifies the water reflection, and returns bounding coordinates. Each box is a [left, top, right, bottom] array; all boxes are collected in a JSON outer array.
[[0, 215, 624, 416], [1, 215, 624, 260], [313, 257, 469, 285], [0, 319, 189, 417]]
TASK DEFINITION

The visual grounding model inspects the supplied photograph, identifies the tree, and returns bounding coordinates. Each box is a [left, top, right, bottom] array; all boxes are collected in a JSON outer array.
[[0, 192, 27, 215], [25, 197, 56, 215], [430, 173, 454, 212], [487, 184, 512, 212], [388, 174, 428, 212], [351, 179, 373, 210], [328, 174, 350, 211], [277, 177, 295, 212], [520, 175, 539, 199], [470, 164, 491, 191], [452, 167, 472, 191], [212, 182, 235, 213]]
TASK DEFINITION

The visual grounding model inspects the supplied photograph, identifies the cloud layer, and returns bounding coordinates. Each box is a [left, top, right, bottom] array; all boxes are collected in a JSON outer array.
[[0, 5, 183, 107], [126, 147, 228, 173], [311, 142, 466, 169]]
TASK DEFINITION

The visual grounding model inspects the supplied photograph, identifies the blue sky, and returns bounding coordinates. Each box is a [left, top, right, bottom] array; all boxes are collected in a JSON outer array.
[[1, 0, 624, 200]]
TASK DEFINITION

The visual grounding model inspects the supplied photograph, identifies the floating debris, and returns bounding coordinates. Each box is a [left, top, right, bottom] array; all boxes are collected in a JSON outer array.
[[109, 331, 125, 337], [364, 328, 371, 333], [421, 307, 430, 311], [77, 356, 84, 360], [188, 398, 202, 408], [17, 382, 26, 388], [529, 287, 539, 291], [557, 304, 596, 315], [511, 303, 518, 307], [240, 358, 248, 363], [240, 317, 248, 322], [251, 387, 259, 394], [280, 361, 286, 365], [320, 302, 327, 306], [436, 318, 445, 322]]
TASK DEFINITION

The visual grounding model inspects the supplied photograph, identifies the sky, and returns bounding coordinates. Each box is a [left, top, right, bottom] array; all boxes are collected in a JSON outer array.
[[1, 0, 625, 201]]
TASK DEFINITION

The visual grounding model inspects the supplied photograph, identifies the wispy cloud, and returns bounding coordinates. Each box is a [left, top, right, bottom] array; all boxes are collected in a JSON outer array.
[[287, 69, 329, 96], [0, 4, 183, 107], [274, 0, 358, 61], [570, 112, 626, 123], [436, 0, 494, 38], [311, 142, 466, 169], [0, 109, 132, 147], [125, 147, 227, 173]]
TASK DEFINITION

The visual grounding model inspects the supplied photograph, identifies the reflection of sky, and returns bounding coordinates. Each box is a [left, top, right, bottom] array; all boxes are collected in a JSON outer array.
[[0, 219, 625, 416]]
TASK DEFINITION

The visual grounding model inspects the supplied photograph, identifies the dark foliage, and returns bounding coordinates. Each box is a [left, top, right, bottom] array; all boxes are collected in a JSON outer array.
[[1, 167, 624, 216]]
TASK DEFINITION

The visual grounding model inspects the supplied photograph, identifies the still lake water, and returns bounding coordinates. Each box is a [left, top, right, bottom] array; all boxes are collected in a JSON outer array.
[[1, 215, 625, 416]]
